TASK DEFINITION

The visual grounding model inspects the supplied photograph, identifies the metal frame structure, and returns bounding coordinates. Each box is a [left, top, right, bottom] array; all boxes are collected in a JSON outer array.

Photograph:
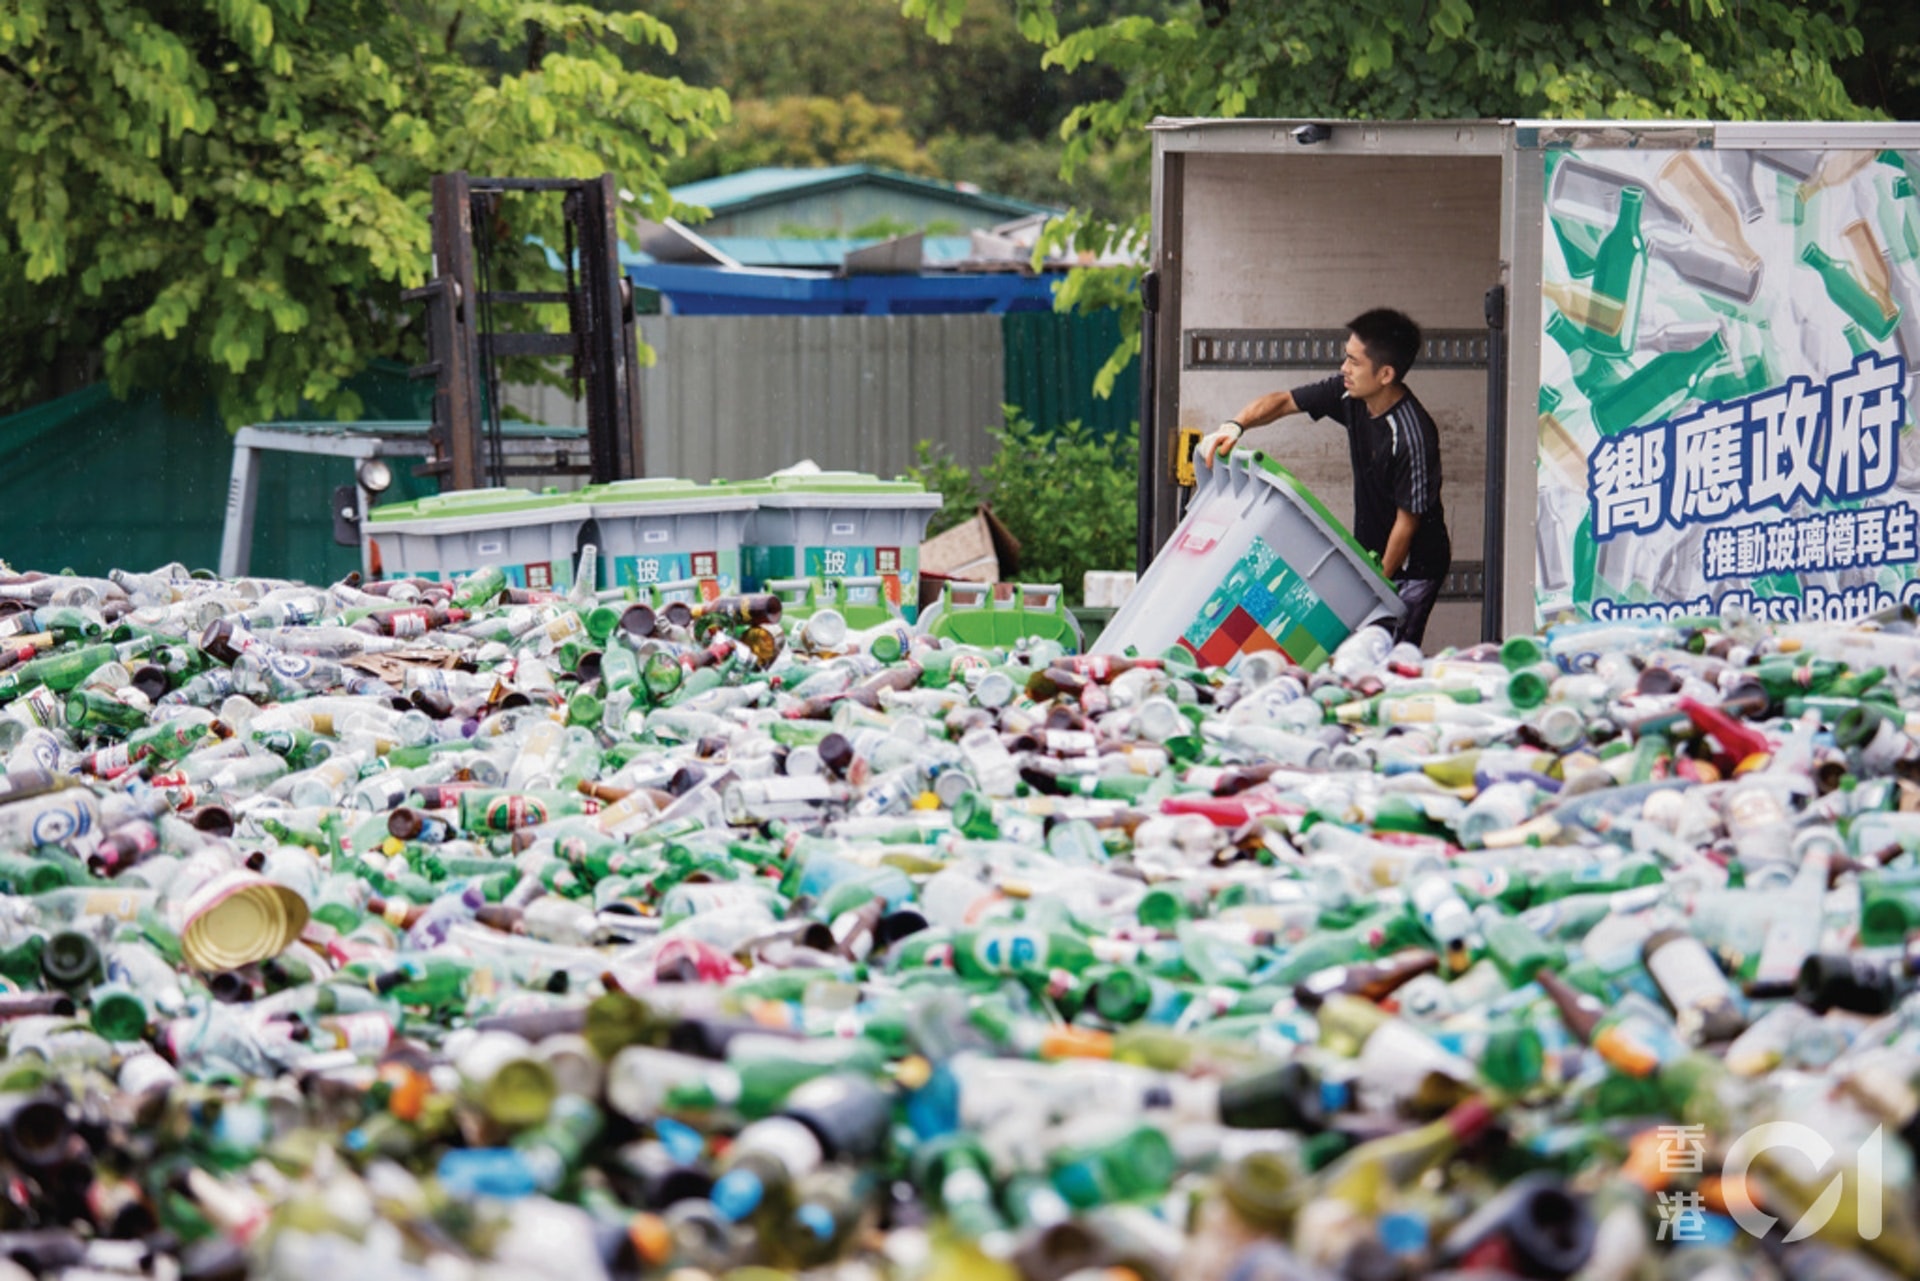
[[216, 421, 586, 578], [404, 172, 644, 490]]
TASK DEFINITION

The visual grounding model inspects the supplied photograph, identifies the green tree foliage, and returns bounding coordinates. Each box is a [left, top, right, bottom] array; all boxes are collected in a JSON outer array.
[[906, 0, 1885, 395], [910, 412, 1138, 596], [1839, 3, 1920, 121], [625, 0, 1130, 144], [927, 131, 1144, 227], [0, 0, 728, 423], [664, 94, 938, 186], [627, 0, 1160, 217]]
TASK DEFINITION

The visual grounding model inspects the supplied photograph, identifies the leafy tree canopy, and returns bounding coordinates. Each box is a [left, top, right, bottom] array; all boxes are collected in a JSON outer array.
[[664, 94, 938, 186], [0, 0, 729, 423], [902, 0, 1887, 394]]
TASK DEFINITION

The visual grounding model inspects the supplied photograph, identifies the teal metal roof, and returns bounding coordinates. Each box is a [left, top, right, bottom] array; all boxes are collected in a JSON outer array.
[[703, 235, 978, 268], [671, 165, 1058, 220]]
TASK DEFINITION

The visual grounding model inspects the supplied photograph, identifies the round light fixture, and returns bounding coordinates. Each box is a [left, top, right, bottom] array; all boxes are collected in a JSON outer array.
[[357, 458, 394, 494]]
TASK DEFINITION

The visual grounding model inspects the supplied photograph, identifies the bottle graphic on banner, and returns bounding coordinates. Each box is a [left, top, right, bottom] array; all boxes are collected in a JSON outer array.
[[1659, 152, 1764, 276], [1590, 330, 1729, 435], [1804, 242, 1902, 341], [1540, 145, 1920, 627], [1842, 220, 1899, 318], [1586, 187, 1648, 355]]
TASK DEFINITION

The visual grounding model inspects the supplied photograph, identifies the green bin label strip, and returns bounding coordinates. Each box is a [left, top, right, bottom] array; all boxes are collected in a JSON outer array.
[[612, 551, 739, 593], [386, 562, 569, 590]]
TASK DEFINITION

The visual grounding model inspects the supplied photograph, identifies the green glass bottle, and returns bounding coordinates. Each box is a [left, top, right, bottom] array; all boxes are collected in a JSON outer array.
[[1803, 242, 1901, 340], [1587, 187, 1648, 356], [41, 929, 103, 994], [33, 606, 106, 643], [1474, 905, 1563, 987], [0, 855, 72, 896], [1528, 855, 1665, 904], [65, 689, 148, 738], [950, 926, 1098, 983], [89, 983, 151, 1043], [1544, 310, 1629, 400], [372, 955, 476, 1011], [1048, 1122, 1176, 1209], [0, 643, 117, 701], [452, 565, 509, 610], [0, 933, 47, 987], [1266, 910, 1426, 986], [911, 1132, 1008, 1242], [1505, 663, 1558, 711], [599, 643, 640, 695], [1591, 330, 1729, 435], [126, 714, 216, 764]]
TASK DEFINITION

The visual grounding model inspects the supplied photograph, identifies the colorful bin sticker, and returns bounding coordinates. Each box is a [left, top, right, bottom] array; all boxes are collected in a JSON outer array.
[[803, 546, 911, 607], [1178, 536, 1347, 671], [611, 550, 735, 593], [804, 546, 894, 579], [1537, 147, 1920, 627], [385, 562, 568, 590]]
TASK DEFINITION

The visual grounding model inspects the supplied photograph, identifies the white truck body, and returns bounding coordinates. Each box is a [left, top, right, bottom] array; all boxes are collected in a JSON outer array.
[[1143, 118, 1920, 649]]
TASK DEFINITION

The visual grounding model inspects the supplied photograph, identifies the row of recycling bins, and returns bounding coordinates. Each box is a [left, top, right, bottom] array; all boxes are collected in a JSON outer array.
[[365, 472, 942, 621], [367, 451, 1410, 674]]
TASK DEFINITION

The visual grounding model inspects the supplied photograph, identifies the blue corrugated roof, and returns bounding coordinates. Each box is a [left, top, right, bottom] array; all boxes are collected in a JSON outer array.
[[671, 165, 1058, 220], [624, 263, 1061, 316]]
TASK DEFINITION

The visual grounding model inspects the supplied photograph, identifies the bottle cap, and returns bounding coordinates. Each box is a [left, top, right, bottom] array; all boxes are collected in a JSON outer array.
[[711, 1168, 765, 1222]]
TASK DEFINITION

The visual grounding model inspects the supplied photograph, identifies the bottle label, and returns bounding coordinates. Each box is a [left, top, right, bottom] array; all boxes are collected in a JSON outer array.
[[971, 927, 1046, 975], [1645, 936, 1736, 1012], [29, 798, 95, 846], [323, 1013, 395, 1054], [87, 743, 133, 777], [267, 652, 315, 681], [483, 795, 549, 831]]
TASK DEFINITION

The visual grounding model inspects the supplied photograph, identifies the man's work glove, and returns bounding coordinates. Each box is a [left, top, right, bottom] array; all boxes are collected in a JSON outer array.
[[1197, 420, 1244, 467]]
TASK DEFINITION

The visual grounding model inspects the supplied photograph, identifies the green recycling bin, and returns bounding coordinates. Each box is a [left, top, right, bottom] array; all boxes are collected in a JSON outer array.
[[717, 471, 943, 622], [576, 478, 757, 596], [365, 488, 592, 591], [917, 582, 1085, 653], [1094, 450, 1403, 670]]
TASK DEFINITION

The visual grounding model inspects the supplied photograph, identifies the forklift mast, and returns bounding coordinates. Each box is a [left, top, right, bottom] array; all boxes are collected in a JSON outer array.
[[404, 172, 644, 490]]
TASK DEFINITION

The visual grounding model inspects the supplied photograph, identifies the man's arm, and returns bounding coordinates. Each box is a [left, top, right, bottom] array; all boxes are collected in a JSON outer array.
[[1230, 389, 1301, 429], [1199, 389, 1304, 464], [1381, 507, 1421, 580]]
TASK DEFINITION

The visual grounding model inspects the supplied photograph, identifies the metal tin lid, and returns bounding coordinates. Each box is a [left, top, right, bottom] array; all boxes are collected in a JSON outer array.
[[176, 870, 310, 972]]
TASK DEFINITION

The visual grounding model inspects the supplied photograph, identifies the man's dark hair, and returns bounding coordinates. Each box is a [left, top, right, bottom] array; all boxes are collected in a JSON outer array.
[[1346, 308, 1422, 384]]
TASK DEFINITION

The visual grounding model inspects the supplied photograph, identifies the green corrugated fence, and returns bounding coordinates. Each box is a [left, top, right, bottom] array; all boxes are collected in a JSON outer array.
[[0, 363, 434, 583], [1001, 309, 1139, 440]]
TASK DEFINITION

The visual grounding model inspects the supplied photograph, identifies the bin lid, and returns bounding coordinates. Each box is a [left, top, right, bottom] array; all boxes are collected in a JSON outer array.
[[578, 477, 759, 515], [716, 471, 943, 508], [367, 487, 590, 526]]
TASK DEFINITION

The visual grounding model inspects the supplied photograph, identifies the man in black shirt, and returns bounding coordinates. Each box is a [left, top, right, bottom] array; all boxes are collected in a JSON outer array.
[[1197, 308, 1451, 648]]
